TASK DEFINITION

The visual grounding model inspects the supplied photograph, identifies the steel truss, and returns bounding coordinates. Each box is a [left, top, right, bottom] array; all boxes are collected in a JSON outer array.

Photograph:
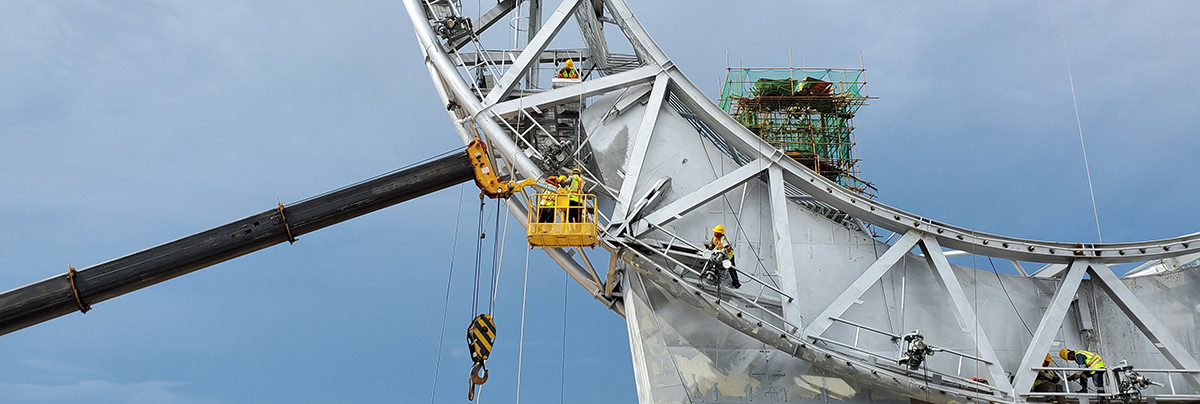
[[403, 1, 1200, 402]]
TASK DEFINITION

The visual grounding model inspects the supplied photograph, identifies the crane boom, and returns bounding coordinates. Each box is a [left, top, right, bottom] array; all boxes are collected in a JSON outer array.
[[0, 150, 474, 336]]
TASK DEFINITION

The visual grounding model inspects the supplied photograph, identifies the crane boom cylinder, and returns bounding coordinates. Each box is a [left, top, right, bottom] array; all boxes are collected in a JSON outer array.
[[0, 150, 474, 336]]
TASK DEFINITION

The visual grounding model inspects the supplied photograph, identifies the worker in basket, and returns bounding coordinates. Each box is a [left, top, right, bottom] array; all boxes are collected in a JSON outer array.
[[1061, 348, 1106, 393], [537, 176, 561, 223], [1032, 353, 1064, 394], [707, 225, 741, 288], [566, 168, 584, 223], [557, 59, 578, 79]]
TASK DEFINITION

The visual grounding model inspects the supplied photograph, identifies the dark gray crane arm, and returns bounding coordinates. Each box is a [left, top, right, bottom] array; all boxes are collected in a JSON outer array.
[[0, 150, 474, 336]]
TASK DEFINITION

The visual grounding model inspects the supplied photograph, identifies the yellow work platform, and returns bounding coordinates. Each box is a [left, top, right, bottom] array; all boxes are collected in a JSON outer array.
[[527, 193, 597, 248]]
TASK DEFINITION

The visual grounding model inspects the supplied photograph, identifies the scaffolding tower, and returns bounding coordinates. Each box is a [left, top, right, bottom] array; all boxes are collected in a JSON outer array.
[[721, 68, 875, 197]]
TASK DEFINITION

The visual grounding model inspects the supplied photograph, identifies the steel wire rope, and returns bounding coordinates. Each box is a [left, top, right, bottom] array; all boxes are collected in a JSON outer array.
[[900, 250, 908, 338], [488, 199, 503, 314], [560, 271, 569, 404], [430, 183, 468, 404], [972, 232, 981, 377], [515, 246, 531, 404], [1059, 16, 1103, 243], [1088, 280, 1104, 357], [576, 59, 585, 161], [694, 123, 779, 289], [870, 234, 899, 344], [490, 201, 510, 315], [986, 257, 1034, 337], [433, 0, 507, 103], [473, 196, 487, 314]]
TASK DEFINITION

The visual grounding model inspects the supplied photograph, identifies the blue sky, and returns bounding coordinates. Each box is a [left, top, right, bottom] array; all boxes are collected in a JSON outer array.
[[1, 1, 1198, 403]]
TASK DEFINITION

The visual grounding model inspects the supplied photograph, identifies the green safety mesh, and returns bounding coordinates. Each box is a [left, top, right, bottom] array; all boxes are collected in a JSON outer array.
[[719, 68, 871, 195], [720, 68, 866, 110]]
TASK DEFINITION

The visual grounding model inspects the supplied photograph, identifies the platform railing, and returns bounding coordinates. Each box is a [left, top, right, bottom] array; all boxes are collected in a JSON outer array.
[[817, 316, 1001, 389], [1023, 365, 1200, 402], [526, 192, 597, 247]]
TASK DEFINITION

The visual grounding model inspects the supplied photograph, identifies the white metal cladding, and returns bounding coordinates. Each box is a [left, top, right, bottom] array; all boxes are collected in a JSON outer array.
[[403, 1, 1200, 403]]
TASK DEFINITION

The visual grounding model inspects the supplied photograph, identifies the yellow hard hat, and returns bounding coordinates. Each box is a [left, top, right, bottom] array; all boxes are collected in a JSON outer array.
[[558, 175, 567, 182], [713, 225, 725, 233], [572, 167, 581, 173], [1044, 354, 1053, 364], [565, 59, 574, 69], [1059, 349, 1071, 360]]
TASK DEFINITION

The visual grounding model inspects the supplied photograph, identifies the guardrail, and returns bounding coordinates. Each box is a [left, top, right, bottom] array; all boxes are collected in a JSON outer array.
[[1023, 365, 1200, 402]]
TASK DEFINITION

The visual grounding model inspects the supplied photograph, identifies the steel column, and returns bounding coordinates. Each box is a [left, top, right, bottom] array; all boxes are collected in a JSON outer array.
[[526, 0, 542, 88], [1012, 260, 1088, 394], [1088, 262, 1200, 391], [920, 236, 1015, 394], [483, 0, 584, 105], [612, 72, 669, 224], [768, 165, 804, 328], [802, 231, 921, 339], [488, 65, 658, 118], [635, 157, 767, 233]]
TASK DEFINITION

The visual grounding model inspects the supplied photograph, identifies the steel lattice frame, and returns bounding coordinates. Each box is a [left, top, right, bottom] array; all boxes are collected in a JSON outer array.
[[403, 1, 1200, 402]]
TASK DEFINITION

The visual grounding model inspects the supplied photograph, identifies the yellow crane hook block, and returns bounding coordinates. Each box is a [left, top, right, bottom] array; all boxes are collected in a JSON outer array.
[[466, 313, 496, 401], [526, 192, 597, 247], [467, 313, 496, 363]]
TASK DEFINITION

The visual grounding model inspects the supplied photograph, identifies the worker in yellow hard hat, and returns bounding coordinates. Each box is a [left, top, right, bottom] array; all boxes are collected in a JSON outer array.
[[537, 176, 560, 223], [555, 175, 569, 222], [710, 225, 740, 288], [1060, 348, 1106, 393], [1032, 353, 1063, 394], [565, 168, 584, 223], [557, 59, 578, 79]]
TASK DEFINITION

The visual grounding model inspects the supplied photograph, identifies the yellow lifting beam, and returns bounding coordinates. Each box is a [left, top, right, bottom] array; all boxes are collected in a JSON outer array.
[[467, 139, 535, 199]]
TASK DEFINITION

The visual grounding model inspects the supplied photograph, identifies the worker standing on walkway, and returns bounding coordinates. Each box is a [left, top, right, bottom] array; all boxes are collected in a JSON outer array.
[[1061, 348, 1106, 393], [538, 176, 561, 223], [566, 168, 584, 223], [710, 225, 741, 289]]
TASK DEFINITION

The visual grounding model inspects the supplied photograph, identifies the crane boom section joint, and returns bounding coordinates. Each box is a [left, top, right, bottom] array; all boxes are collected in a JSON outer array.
[[66, 264, 90, 314]]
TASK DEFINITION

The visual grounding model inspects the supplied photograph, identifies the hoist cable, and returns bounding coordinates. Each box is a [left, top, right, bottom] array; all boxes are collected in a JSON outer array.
[[473, 196, 486, 314], [488, 200, 503, 314], [987, 257, 1033, 337], [490, 202, 510, 315], [560, 272, 568, 404], [515, 246, 531, 404], [696, 129, 776, 287], [430, 184, 467, 404], [1059, 17, 1103, 242]]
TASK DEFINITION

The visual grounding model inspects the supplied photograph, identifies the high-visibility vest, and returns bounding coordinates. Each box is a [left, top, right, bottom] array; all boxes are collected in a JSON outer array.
[[538, 190, 557, 207], [1075, 350, 1105, 370], [567, 174, 584, 202], [712, 234, 734, 259]]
